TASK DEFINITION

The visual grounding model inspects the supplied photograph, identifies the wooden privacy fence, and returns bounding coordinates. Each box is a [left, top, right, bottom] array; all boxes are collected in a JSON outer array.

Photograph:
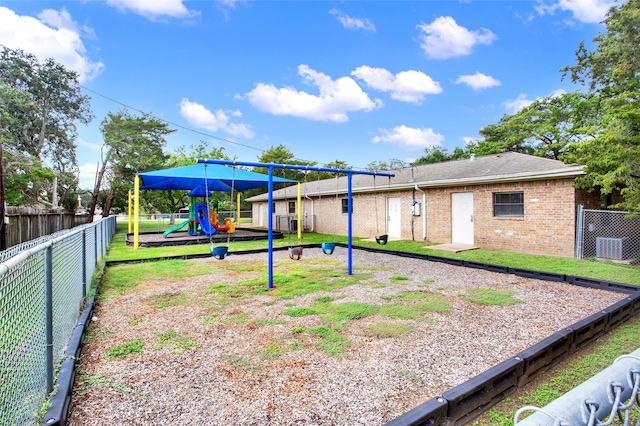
[[4, 207, 83, 248]]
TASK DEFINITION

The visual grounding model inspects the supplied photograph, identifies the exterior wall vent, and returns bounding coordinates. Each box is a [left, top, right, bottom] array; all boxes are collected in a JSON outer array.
[[595, 237, 630, 260]]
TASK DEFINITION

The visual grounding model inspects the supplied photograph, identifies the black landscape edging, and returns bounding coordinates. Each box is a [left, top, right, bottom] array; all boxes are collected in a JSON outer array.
[[343, 244, 640, 294], [441, 356, 524, 425], [384, 396, 448, 426], [41, 358, 75, 426], [517, 327, 574, 386], [42, 267, 102, 426]]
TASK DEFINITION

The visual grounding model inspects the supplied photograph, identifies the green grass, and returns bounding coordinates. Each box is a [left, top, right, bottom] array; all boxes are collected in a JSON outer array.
[[252, 318, 287, 326], [363, 322, 414, 338], [392, 291, 452, 313], [106, 338, 144, 358], [222, 313, 248, 325], [308, 326, 352, 357], [146, 291, 190, 309], [261, 342, 286, 360], [461, 288, 524, 306], [283, 306, 319, 317], [75, 369, 133, 394], [155, 330, 198, 354], [244, 269, 374, 300], [283, 294, 448, 326], [389, 275, 410, 282], [100, 259, 212, 298]]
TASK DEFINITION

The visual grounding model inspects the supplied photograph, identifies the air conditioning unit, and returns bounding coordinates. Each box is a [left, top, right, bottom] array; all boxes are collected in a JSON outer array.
[[596, 237, 630, 260]]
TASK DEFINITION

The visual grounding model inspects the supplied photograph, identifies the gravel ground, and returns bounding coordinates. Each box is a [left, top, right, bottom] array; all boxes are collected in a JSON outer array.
[[67, 248, 625, 426]]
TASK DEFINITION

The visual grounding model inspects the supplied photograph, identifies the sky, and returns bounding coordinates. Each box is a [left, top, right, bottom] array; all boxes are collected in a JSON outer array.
[[0, 0, 615, 189]]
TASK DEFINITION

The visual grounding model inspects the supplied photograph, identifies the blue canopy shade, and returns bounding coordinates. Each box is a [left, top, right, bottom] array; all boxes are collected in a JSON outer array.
[[139, 163, 295, 192]]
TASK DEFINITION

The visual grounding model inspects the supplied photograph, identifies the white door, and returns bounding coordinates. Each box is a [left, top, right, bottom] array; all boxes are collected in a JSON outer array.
[[387, 197, 401, 238], [451, 192, 474, 245], [259, 204, 264, 227]]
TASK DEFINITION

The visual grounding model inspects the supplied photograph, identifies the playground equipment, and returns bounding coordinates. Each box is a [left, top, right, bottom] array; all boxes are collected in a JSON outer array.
[[283, 169, 305, 261], [373, 175, 388, 245], [162, 185, 236, 239], [321, 173, 339, 255], [204, 162, 236, 260], [195, 159, 393, 288]]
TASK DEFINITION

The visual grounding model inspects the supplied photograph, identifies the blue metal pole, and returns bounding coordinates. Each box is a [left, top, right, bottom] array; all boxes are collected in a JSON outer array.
[[347, 173, 353, 275], [268, 166, 274, 289]]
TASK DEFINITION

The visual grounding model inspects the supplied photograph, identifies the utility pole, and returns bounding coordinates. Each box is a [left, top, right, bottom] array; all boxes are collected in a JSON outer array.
[[0, 138, 6, 251]]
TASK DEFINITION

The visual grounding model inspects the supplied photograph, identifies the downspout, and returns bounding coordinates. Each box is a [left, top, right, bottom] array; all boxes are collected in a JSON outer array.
[[415, 185, 426, 241], [305, 194, 314, 232]]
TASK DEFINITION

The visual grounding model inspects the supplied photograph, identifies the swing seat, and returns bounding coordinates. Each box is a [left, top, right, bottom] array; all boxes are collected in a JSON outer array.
[[375, 235, 388, 245], [211, 246, 228, 260], [288, 246, 303, 261], [321, 242, 336, 255]]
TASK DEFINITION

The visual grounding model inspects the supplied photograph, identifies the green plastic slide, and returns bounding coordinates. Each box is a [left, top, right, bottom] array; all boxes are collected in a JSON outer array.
[[163, 220, 191, 237]]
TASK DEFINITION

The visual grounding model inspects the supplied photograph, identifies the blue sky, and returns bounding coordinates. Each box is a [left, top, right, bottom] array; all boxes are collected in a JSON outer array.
[[0, 0, 614, 189]]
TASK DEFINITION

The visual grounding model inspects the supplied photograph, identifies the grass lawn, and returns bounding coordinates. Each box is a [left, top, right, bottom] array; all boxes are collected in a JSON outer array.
[[103, 220, 640, 424]]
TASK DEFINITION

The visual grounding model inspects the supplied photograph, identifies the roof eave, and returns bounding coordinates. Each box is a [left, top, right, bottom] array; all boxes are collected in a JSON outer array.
[[246, 167, 585, 201]]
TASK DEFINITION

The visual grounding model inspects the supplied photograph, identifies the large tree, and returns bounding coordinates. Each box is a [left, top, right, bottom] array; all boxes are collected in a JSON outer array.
[[0, 47, 92, 207], [365, 158, 408, 171], [413, 146, 467, 165], [88, 111, 173, 220], [561, 0, 640, 210], [255, 144, 315, 180], [471, 92, 588, 160]]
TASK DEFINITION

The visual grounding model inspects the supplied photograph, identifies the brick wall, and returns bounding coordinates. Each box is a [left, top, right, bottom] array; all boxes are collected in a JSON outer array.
[[251, 177, 582, 257], [432, 179, 578, 257]]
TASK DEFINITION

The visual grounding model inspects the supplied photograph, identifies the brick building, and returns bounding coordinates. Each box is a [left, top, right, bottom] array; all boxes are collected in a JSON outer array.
[[246, 152, 603, 257]]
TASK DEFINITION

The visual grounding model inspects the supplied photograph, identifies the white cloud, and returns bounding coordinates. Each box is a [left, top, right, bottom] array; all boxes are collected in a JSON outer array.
[[535, 0, 615, 23], [550, 88, 567, 98], [504, 93, 534, 113], [0, 7, 104, 82], [329, 9, 376, 32], [503, 88, 567, 114], [372, 125, 444, 151], [456, 72, 501, 91], [352, 66, 442, 104], [417, 16, 497, 60], [78, 162, 99, 190], [244, 65, 383, 122], [105, 0, 199, 20], [179, 99, 255, 139]]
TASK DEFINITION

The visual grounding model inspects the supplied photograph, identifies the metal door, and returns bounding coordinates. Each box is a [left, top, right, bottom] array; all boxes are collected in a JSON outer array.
[[451, 192, 474, 245], [387, 197, 401, 238]]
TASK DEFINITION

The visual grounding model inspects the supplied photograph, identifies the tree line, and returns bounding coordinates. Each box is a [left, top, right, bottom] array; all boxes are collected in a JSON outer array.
[[1, 0, 638, 220]]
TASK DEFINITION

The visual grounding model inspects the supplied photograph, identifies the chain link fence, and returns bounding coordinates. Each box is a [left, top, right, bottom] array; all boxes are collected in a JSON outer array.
[[0, 217, 116, 426], [515, 347, 640, 425], [576, 206, 640, 263]]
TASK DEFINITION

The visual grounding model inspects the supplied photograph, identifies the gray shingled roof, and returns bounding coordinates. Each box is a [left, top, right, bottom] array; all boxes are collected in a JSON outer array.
[[246, 152, 584, 202]]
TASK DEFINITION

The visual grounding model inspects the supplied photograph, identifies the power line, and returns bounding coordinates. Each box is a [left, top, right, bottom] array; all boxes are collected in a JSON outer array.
[[80, 85, 265, 153], [79, 85, 373, 171]]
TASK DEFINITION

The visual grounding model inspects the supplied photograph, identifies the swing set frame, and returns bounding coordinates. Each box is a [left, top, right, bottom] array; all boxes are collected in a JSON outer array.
[[197, 159, 394, 289]]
